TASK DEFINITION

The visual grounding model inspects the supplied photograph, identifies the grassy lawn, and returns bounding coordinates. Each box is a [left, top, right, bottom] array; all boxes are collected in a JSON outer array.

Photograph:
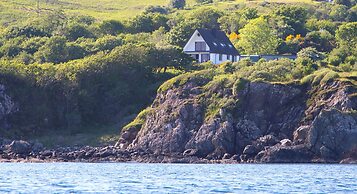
[[0, 0, 316, 25]]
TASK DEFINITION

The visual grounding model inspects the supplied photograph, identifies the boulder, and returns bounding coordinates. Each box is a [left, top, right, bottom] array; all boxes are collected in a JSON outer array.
[[258, 145, 313, 163], [257, 135, 279, 146], [293, 126, 310, 143], [31, 142, 44, 153], [280, 139, 293, 147], [307, 109, 357, 159], [8, 140, 31, 155], [183, 149, 198, 157], [230, 154, 240, 161], [222, 153, 231, 160], [243, 145, 257, 155]]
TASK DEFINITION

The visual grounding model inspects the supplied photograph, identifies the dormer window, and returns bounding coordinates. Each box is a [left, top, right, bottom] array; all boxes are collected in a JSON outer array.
[[213, 42, 217, 46]]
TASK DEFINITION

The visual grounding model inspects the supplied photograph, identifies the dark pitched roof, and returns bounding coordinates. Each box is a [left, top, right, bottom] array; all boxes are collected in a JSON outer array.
[[197, 28, 239, 55]]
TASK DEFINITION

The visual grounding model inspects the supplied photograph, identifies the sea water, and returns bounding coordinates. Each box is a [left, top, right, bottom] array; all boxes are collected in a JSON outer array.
[[0, 163, 356, 193]]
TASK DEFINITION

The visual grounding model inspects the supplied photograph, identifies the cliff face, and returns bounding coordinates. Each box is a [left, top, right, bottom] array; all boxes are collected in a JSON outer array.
[[0, 85, 17, 129], [119, 74, 357, 163]]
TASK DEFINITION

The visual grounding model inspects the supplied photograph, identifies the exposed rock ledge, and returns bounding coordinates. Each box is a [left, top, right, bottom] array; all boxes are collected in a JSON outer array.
[[0, 84, 17, 129], [118, 79, 357, 163]]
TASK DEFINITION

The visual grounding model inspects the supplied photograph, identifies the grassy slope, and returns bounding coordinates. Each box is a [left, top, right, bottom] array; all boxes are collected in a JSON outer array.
[[0, 0, 314, 25]]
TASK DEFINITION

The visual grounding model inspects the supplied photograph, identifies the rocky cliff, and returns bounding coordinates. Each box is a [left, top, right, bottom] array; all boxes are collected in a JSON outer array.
[[0, 84, 17, 129], [118, 71, 357, 163]]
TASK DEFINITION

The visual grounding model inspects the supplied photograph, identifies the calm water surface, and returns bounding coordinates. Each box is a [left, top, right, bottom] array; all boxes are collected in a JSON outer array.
[[0, 163, 356, 193]]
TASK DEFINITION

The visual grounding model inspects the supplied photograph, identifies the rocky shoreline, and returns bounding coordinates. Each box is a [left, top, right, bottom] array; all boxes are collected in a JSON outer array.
[[1, 139, 356, 164], [1, 80, 357, 164], [118, 80, 357, 164]]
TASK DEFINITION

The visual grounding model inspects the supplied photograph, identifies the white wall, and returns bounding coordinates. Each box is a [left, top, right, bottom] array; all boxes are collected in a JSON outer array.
[[210, 53, 240, 64], [183, 30, 210, 52]]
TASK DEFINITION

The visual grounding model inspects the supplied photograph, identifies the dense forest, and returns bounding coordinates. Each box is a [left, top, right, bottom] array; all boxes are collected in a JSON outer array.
[[0, 0, 356, 146]]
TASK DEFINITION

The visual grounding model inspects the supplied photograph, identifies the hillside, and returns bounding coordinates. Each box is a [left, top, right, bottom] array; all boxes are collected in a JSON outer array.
[[0, 0, 356, 160], [0, 0, 314, 25]]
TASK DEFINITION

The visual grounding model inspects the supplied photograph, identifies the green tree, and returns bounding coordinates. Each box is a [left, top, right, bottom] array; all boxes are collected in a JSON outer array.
[[305, 19, 338, 35], [274, 5, 308, 35], [347, 5, 357, 22], [35, 36, 69, 64], [238, 17, 279, 54], [98, 20, 124, 35], [168, 21, 200, 47], [128, 13, 169, 33], [330, 5, 349, 21], [335, 0, 353, 7], [169, 0, 186, 9], [303, 30, 335, 52], [63, 23, 94, 41], [336, 22, 357, 49]]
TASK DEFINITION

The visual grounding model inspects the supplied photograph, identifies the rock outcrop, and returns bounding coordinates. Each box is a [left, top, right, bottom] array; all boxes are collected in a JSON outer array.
[[0, 84, 17, 129], [119, 76, 357, 163]]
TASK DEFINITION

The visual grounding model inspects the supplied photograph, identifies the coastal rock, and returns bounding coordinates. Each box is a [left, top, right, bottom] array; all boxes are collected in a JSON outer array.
[[306, 109, 357, 159], [31, 142, 44, 153], [7, 140, 31, 155], [257, 145, 313, 163], [280, 139, 293, 147], [0, 85, 17, 129], [293, 126, 310, 143], [243, 145, 257, 155], [117, 79, 357, 163]]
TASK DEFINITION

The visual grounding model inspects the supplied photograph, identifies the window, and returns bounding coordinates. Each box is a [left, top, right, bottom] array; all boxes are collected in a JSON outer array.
[[227, 55, 230, 60], [195, 42, 206, 51], [219, 54, 222, 61], [201, 54, 210, 62]]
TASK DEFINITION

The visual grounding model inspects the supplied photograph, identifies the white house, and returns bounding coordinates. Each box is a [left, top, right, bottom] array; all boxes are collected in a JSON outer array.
[[183, 28, 240, 64]]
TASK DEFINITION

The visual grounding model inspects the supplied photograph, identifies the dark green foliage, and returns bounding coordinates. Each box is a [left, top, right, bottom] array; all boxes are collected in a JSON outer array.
[[127, 13, 169, 33], [144, 6, 169, 14], [168, 8, 222, 47], [303, 30, 335, 52], [0, 43, 186, 131], [274, 5, 308, 35], [34, 36, 69, 64], [335, 0, 353, 7], [330, 5, 349, 21], [98, 20, 124, 35], [168, 21, 200, 47], [169, 0, 186, 9], [62, 23, 94, 41], [3, 26, 49, 39], [92, 35, 123, 52], [305, 19, 338, 35], [347, 5, 357, 22]]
